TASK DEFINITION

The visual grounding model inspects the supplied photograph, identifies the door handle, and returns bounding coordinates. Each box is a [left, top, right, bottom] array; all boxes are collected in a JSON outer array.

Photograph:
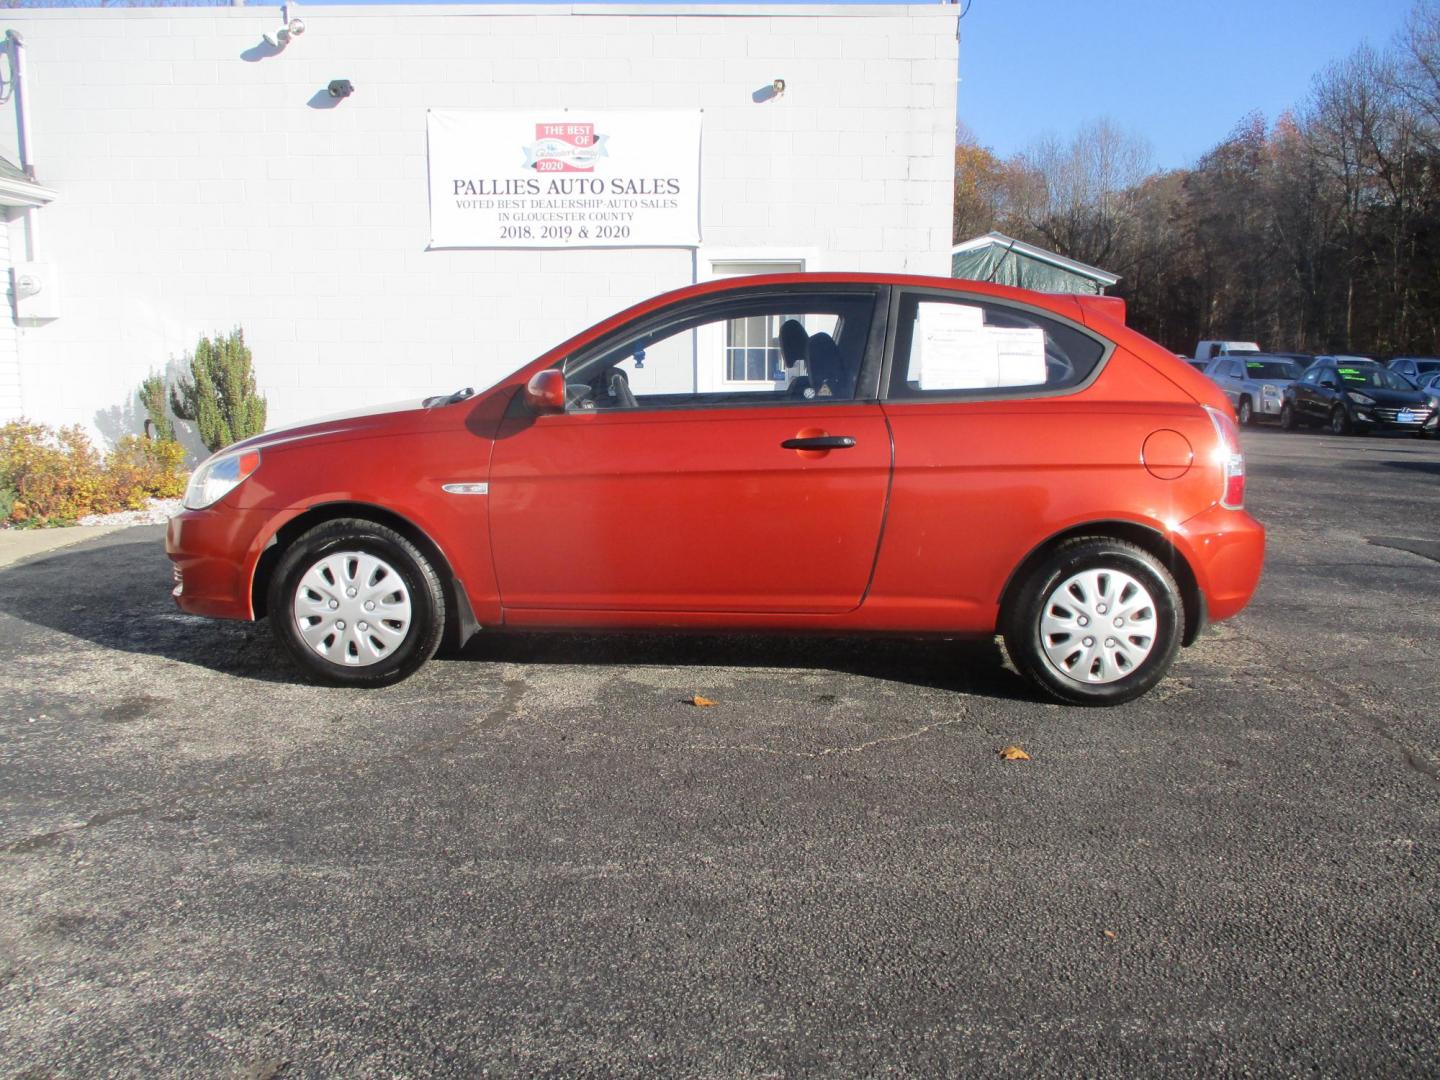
[[781, 435, 856, 450]]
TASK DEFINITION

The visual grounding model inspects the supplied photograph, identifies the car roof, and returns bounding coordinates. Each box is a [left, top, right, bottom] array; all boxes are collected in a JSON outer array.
[[555, 272, 1111, 354]]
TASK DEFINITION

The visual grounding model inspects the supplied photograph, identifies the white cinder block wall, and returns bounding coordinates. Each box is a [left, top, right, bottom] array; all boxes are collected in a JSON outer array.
[[0, 4, 958, 441]]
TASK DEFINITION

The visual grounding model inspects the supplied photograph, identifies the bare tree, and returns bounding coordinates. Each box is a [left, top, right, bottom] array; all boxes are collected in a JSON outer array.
[[1014, 119, 1153, 271]]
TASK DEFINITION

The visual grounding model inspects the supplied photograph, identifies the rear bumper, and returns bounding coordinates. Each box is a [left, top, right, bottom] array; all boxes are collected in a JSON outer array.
[[1175, 504, 1265, 625], [165, 505, 279, 621]]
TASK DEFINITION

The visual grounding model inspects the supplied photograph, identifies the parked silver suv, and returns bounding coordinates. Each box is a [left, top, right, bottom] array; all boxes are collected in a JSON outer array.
[[1204, 354, 1306, 425]]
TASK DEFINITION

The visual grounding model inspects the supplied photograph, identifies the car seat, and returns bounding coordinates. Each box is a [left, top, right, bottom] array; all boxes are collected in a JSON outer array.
[[806, 332, 849, 398]]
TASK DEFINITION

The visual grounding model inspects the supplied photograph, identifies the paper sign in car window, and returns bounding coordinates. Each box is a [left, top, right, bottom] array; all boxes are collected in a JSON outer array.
[[989, 326, 1046, 387], [915, 304, 998, 390], [1338, 367, 1365, 381]]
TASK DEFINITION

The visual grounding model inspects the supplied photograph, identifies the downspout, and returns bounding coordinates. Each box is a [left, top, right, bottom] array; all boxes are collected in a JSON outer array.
[[4, 29, 38, 261]]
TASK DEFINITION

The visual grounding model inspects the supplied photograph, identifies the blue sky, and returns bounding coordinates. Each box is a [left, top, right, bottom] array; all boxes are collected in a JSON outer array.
[[957, 0, 1417, 168]]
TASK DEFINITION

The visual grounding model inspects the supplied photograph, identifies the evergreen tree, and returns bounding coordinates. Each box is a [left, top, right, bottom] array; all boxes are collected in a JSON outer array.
[[170, 329, 268, 452]]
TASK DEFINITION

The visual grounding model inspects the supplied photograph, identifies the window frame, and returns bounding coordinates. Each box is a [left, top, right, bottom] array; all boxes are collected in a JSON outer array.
[[549, 282, 891, 415], [878, 287, 1115, 404]]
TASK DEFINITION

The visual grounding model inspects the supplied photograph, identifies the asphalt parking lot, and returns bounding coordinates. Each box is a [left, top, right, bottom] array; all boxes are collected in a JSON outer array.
[[1, 426, 1436, 1077]]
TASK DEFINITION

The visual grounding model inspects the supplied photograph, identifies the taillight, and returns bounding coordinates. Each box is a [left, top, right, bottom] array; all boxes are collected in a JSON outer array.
[[1203, 405, 1245, 509]]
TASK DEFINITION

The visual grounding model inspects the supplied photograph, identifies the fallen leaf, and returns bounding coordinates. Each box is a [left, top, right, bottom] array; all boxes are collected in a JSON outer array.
[[998, 745, 1030, 761], [691, 695, 718, 707], [1103, 930, 1117, 940]]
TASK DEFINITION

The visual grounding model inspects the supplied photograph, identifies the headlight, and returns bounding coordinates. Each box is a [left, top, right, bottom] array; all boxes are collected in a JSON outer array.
[[183, 448, 261, 510], [1346, 391, 1375, 406], [1429, 396, 1439, 410], [1262, 384, 1280, 397]]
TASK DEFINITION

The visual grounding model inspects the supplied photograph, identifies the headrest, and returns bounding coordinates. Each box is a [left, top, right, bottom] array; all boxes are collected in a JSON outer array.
[[779, 319, 809, 367], [808, 332, 839, 367]]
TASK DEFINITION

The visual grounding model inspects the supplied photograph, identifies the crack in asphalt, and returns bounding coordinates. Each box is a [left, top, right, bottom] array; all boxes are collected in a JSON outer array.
[[1, 678, 528, 856]]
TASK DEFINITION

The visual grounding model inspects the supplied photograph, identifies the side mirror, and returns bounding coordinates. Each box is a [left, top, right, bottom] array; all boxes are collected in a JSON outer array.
[[1320, 379, 1338, 389], [525, 369, 567, 414]]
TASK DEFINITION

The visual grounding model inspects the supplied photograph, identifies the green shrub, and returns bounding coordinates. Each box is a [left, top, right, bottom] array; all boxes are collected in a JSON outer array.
[[0, 420, 190, 526], [105, 435, 189, 509], [169, 328, 267, 452], [137, 371, 175, 443]]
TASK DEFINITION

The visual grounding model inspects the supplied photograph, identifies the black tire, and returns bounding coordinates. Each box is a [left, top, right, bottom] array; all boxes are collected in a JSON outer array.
[[1237, 396, 1254, 426], [1329, 406, 1352, 436], [1001, 538, 1183, 706], [1278, 401, 1297, 431], [268, 518, 446, 687]]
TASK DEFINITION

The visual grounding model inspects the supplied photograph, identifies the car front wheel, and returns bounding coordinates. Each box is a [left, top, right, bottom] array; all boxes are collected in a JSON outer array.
[[1279, 401, 1297, 430], [1330, 406, 1352, 435], [1002, 538, 1183, 706], [1237, 397, 1254, 425], [268, 518, 446, 687]]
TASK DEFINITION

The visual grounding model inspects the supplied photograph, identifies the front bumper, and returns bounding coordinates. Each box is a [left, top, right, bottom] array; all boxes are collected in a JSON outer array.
[[166, 504, 280, 621], [1351, 404, 1436, 432]]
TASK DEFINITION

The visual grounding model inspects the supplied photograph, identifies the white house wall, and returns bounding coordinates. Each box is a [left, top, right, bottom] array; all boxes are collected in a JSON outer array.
[[0, 208, 17, 420], [0, 4, 958, 440]]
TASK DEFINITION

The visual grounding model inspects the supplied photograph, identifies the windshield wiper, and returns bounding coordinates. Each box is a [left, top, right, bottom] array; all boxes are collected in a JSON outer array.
[[423, 387, 475, 408]]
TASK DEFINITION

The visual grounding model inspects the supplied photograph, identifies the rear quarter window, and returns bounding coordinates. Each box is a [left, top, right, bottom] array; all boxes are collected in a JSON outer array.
[[886, 294, 1107, 401]]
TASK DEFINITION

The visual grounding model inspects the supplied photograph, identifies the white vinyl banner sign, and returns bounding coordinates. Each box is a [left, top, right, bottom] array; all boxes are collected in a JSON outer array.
[[427, 110, 702, 249]]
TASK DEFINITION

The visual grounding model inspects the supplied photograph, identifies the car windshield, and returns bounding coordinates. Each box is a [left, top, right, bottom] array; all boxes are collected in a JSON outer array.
[[1244, 360, 1301, 379], [1405, 359, 1440, 374], [1337, 364, 1417, 390]]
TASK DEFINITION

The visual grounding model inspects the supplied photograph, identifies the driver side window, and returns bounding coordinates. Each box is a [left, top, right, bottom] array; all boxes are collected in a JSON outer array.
[[559, 291, 876, 412], [886, 294, 1105, 400]]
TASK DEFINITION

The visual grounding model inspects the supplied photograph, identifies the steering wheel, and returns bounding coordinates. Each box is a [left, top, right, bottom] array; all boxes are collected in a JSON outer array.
[[564, 381, 594, 410]]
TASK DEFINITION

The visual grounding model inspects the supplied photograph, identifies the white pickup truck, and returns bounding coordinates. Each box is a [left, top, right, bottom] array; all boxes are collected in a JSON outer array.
[[1193, 340, 1262, 365]]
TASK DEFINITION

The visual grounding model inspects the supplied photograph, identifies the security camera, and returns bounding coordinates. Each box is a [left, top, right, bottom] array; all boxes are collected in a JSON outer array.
[[327, 79, 354, 99], [263, 19, 304, 48]]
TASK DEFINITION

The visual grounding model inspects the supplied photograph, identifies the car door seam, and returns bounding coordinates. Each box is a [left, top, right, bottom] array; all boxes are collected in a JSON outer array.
[[854, 409, 897, 611]]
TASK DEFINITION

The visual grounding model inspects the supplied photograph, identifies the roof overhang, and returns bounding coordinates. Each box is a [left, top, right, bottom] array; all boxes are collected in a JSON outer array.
[[0, 174, 57, 208], [951, 231, 1120, 287]]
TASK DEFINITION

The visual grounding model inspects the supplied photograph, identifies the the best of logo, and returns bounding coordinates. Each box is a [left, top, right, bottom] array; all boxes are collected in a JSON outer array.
[[523, 123, 610, 173]]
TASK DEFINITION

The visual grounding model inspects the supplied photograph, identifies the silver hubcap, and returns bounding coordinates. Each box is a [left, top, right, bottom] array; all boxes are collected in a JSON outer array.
[[292, 551, 412, 667], [1039, 568, 1158, 685]]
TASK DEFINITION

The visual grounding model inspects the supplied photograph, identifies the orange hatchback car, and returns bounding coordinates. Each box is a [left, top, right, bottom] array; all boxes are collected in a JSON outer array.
[[166, 274, 1264, 705]]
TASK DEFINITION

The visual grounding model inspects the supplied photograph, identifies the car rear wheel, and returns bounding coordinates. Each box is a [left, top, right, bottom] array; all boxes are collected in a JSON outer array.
[[1002, 538, 1183, 706], [1329, 406, 1352, 436], [268, 518, 446, 687], [1279, 401, 1297, 431], [1237, 397, 1254, 425]]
